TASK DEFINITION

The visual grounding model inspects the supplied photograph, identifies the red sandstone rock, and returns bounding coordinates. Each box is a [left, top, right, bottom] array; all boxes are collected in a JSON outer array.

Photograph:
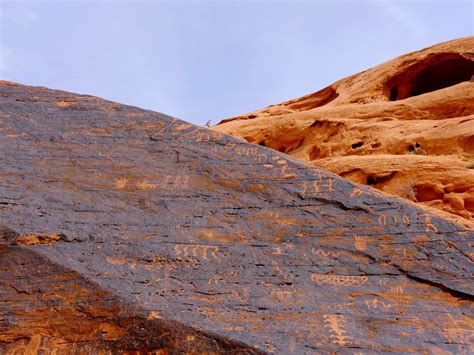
[[0, 80, 473, 353], [214, 37, 474, 228]]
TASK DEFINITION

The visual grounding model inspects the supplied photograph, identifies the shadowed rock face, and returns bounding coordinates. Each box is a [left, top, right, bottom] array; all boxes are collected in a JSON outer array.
[[214, 37, 474, 228], [0, 81, 473, 353]]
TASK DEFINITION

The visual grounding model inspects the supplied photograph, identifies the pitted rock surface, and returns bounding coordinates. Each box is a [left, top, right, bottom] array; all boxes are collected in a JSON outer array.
[[214, 37, 474, 228], [0, 81, 473, 353]]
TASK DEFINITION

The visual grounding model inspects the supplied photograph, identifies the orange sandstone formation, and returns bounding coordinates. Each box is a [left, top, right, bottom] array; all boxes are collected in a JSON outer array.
[[214, 37, 474, 228]]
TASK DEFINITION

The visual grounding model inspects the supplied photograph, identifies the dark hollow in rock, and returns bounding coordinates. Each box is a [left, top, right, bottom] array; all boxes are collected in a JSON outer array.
[[309, 145, 321, 160], [367, 175, 378, 185], [385, 53, 474, 101]]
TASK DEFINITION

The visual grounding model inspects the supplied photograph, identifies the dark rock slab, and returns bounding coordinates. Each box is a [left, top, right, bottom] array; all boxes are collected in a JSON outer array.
[[0, 81, 473, 353]]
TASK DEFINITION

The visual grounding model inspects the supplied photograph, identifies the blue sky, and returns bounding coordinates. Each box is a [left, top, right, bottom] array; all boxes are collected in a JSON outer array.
[[1, 0, 473, 125]]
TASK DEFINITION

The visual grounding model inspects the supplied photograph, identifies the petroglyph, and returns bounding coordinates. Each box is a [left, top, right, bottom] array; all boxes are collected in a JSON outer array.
[[300, 174, 335, 197], [132, 176, 190, 190], [152, 118, 178, 136], [445, 314, 474, 344], [226, 145, 268, 163], [425, 214, 439, 233], [174, 244, 219, 261], [393, 247, 411, 259], [207, 275, 225, 285], [378, 214, 388, 226], [300, 181, 308, 196], [365, 298, 396, 310], [270, 289, 295, 301], [175, 123, 193, 131], [273, 247, 284, 255], [349, 187, 362, 198], [195, 132, 210, 142], [271, 261, 291, 281], [311, 274, 368, 287], [354, 236, 367, 251], [163, 175, 190, 189], [378, 214, 411, 227], [313, 177, 335, 194], [311, 248, 341, 258], [136, 181, 158, 190], [234, 146, 258, 156], [403, 215, 410, 225], [115, 177, 128, 189], [389, 286, 404, 294], [228, 287, 250, 304], [412, 234, 431, 244], [256, 154, 268, 163], [323, 314, 352, 346]]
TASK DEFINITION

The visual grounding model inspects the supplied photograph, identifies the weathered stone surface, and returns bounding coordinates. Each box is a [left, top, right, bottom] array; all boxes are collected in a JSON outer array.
[[214, 37, 474, 228], [0, 80, 473, 353]]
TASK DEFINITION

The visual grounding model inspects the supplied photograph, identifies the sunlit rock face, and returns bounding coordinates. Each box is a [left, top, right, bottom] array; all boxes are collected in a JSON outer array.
[[214, 37, 474, 228], [0, 78, 472, 353]]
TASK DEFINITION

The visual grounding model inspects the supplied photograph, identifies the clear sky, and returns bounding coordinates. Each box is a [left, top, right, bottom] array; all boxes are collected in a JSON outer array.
[[1, 0, 473, 126]]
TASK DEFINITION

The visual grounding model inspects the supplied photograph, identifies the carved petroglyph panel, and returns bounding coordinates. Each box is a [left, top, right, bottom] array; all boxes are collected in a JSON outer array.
[[207, 275, 226, 285], [138, 176, 190, 190], [116, 175, 190, 191], [389, 286, 404, 294], [195, 132, 210, 143], [365, 298, 396, 310], [230, 144, 268, 163], [378, 214, 411, 227], [174, 244, 220, 261], [443, 315, 474, 346], [313, 178, 335, 194], [115, 177, 128, 189], [425, 214, 439, 233], [349, 187, 363, 198], [299, 175, 335, 197], [323, 314, 352, 346], [412, 234, 432, 244], [136, 181, 158, 190], [311, 274, 368, 287], [270, 288, 297, 302], [311, 248, 341, 258], [354, 236, 367, 251], [163, 175, 190, 189]]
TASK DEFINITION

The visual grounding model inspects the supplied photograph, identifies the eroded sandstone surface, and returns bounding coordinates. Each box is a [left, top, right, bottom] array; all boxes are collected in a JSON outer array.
[[0, 81, 473, 353], [214, 37, 474, 229]]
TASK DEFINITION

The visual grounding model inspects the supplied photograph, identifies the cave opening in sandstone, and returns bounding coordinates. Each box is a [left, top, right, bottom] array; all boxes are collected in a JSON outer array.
[[351, 141, 364, 149], [389, 87, 398, 101], [385, 53, 474, 101]]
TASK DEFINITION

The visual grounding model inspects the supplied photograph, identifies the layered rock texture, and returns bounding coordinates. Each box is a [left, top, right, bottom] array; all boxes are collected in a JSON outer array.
[[214, 37, 474, 229], [0, 76, 473, 353]]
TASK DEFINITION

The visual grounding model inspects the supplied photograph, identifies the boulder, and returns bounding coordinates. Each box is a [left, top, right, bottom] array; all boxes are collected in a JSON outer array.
[[0, 80, 472, 353]]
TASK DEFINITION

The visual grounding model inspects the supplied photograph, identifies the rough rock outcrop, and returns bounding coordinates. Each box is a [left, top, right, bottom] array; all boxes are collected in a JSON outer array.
[[0, 81, 473, 353], [214, 37, 474, 228]]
